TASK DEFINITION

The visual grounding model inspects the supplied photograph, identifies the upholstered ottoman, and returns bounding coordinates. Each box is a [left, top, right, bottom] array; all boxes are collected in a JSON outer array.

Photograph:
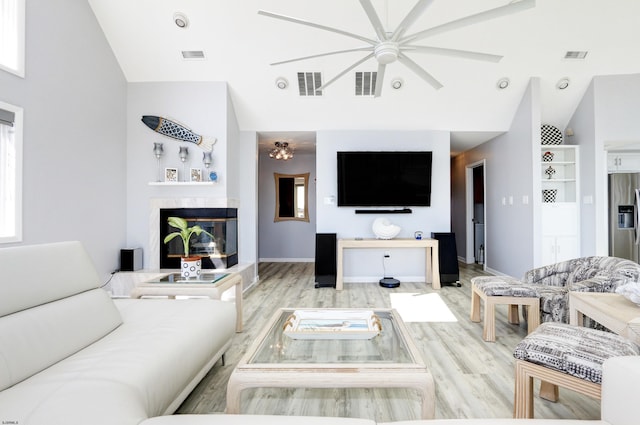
[[470, 276, 540, 342], [512, 322, 640, 418]]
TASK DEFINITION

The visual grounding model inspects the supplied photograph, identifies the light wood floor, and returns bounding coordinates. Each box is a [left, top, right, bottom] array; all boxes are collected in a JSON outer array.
[[176, 262, 600, 422]]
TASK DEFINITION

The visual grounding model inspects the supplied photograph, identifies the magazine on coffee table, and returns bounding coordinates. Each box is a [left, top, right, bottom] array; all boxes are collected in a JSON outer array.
[[283, 309, 382, 340]]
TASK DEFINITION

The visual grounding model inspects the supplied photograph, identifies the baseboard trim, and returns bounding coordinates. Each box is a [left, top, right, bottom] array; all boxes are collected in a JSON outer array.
[[259, 258, 314, 263]]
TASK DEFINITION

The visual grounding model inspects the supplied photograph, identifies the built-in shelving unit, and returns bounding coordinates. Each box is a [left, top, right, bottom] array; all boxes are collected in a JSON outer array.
[[540, 146, 577, 203], [539, 144, 580, 265]]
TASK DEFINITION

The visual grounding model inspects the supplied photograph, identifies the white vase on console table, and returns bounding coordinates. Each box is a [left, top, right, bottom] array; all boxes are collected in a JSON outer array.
[[372, 217, 401, 239]]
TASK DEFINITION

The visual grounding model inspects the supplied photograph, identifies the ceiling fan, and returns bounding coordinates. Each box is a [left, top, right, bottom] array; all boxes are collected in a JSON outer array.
[[259, 0, 535, 97]]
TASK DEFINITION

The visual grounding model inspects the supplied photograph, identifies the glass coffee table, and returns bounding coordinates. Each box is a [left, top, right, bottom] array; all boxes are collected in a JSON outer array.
[[130, 272, 243, 332], [226, 307, 434, 419]]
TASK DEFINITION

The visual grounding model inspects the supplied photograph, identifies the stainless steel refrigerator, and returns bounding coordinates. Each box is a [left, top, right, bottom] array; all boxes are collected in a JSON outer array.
[[609, 173, 640, 263]]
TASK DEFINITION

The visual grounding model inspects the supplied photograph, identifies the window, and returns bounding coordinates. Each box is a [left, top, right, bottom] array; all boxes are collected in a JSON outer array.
[[0, 101, 22, 243], [0, 0, 25, 77]]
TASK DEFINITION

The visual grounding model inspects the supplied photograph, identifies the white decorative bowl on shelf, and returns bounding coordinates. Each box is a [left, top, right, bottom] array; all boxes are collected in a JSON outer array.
[[372, 217, 401, 240]]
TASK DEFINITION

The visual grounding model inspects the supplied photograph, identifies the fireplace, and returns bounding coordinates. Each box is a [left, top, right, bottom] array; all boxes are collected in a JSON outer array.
[[159, 207, 238, 269]]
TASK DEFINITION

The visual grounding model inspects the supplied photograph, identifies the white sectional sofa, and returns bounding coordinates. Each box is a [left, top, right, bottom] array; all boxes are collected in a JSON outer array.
[[0, 241, 637, 425], [0, 241, 236, 425]]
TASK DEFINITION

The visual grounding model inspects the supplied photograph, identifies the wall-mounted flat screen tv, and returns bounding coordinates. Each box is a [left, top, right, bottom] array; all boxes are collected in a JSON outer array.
[[337, 151, 432, 207]]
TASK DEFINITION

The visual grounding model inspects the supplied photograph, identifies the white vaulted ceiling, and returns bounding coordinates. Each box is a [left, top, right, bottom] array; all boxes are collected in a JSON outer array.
[[88, 0, 640, 154]]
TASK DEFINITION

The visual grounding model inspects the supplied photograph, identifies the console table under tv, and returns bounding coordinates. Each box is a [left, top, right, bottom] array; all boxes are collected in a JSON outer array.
[[336, 238, 441, 290]]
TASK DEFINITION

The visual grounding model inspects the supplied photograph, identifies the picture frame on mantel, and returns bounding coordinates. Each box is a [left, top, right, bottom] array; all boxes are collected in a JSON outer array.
[[190, 168, 202, 182], [165, 168, 178, 182]]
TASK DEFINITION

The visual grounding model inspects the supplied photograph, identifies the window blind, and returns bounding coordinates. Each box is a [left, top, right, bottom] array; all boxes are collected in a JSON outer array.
[[0, 108, 15, 127]]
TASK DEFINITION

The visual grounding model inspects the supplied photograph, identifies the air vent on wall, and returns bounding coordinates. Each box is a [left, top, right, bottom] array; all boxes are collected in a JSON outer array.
[[355, 72, 377, 96], [181, 50, 206, 60], [297, 72, 322, 96], [564, 51, 588, 59]]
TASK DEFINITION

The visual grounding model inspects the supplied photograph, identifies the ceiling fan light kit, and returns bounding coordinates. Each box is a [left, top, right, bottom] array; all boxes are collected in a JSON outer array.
[[259, 0, 536, 97]]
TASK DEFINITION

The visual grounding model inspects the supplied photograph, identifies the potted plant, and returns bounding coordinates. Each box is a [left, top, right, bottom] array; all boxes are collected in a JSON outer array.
[[163, 216, 214, 278]]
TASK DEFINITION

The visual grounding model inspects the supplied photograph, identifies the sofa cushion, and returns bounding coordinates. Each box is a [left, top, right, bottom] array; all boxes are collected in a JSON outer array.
[[513, 322, 640, 383], [616, 281, 640, 306], [0, 298, 236, 425], [0, 288, 122, 391], [0, 241, 102, 317], [470, 276, 537, 297]]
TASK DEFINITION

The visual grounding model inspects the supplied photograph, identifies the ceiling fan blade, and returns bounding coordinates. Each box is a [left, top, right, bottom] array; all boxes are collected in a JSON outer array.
[[270, 47, 373, 66], [400, 0, 535, 43], [317, 53, 375, 92], [390, 0, 435, 42], [374, 63, 386, 97], [359, 0, 388, 41], [258, 10, 377, 45], [397, 54, 443, 90], [405, 45, 502, 62]]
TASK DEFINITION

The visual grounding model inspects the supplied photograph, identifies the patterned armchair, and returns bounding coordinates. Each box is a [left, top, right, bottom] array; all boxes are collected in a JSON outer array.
[[523, 256, 640, 324]]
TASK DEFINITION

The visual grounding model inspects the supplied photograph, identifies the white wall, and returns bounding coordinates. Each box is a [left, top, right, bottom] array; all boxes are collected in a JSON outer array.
[[258, 152, 316, 261], [126, 82, 231, 268], [0, 0, 127, 280], [237, 130, 259, 269], [451, 79, 539, 278], [567, 73, 640, 256], [566, 81, 597, 256], [316, 130, 450, 281]]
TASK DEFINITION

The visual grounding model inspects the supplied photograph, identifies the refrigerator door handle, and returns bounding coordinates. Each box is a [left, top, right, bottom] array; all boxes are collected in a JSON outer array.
[[635, 189, 640, 245]]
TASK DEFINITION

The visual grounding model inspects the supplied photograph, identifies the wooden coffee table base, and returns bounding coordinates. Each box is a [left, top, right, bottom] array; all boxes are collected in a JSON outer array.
[[226, 369, 435, 419], [225, 308, 435, 420]]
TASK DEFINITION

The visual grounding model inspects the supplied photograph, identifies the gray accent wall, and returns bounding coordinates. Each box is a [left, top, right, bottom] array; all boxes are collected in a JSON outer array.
[[315, 130, 450, 282], [451, 79, 539, 278], [258, 152, 316, 261], [567, 73, 640, 257], [0, 0, 127, 280]]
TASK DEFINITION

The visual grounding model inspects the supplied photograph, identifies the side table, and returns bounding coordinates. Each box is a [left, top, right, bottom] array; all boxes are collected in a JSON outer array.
[[569, 292, 640, 344], [130, 272, 244, 332]]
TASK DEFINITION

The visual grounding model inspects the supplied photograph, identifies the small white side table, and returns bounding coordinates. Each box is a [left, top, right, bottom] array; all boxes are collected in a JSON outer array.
[[130, 272, 244, 332]]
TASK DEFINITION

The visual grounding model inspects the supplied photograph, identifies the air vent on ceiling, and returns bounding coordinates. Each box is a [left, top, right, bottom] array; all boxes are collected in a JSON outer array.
[[181, 50, 206, 60], [564, 51, 588, 59], [297, 72, 323, 96], [355, 72, 377, 96]]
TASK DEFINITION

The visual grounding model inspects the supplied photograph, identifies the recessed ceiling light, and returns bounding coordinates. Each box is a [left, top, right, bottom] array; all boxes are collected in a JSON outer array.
[[173, 12, 189, 29], [391, 78, 403, 90], [497, 77, 510, 89], [557, 78, 570, 90], [275, 77, 288, 89]]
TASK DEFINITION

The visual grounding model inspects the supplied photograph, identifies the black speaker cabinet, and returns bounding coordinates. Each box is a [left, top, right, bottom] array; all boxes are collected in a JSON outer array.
[[120, 248, 143, 271], [315, 233, 336, 288], [431, 232, 460, 286]]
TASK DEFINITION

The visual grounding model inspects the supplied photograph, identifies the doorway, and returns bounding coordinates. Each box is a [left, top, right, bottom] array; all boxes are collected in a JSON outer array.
[[466, 160, 486, 268]]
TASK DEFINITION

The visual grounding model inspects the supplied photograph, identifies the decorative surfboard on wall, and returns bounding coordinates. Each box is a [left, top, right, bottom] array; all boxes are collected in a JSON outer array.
[[141, 115, 216, 151]]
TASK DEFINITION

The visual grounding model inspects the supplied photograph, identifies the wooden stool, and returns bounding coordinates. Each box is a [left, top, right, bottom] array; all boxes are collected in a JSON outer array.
[[513, 322, 640, 418], [470, 278, 540, 342]]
